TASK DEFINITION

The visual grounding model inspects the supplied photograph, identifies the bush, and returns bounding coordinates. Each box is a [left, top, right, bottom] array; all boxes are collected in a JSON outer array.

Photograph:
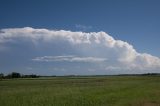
[[0, 73, 4, 80], [6, 72, 21, 78]]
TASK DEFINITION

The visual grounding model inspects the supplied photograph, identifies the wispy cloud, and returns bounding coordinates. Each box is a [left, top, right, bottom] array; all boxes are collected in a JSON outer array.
[[75, 24, 92, 31], [32, 55, 107, 63]]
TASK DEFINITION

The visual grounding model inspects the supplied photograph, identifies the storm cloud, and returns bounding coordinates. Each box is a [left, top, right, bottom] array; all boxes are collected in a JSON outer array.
[[0, 27, 160, 75]]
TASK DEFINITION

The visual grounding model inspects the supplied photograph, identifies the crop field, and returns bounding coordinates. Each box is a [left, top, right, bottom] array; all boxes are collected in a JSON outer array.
[[0, 76, 160, 106]]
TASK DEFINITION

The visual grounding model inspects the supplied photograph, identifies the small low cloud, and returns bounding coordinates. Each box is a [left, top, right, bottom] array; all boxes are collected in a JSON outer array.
[[32, 55, 107, 63], [105, 66, 122, 70]]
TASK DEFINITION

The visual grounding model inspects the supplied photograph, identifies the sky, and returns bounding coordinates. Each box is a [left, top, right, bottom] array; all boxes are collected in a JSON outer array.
[[0, 0, 160, 75]]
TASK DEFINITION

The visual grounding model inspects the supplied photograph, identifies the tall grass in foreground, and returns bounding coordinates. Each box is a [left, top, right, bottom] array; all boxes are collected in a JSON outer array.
[[0, 76, 160, 106]]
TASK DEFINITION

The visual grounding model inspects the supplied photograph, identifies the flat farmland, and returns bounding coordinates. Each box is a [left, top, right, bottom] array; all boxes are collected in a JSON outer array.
[[0, 76, 160, 106]]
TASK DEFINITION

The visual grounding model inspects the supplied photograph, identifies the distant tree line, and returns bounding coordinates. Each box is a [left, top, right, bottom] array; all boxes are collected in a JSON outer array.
[[117, 73, 160, 76], [1, 72, 160, 80], [0, 72, 39, 79]]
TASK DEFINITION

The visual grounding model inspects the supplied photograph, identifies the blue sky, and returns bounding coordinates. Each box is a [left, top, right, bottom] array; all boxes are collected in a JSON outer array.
[[0, 0, 160, 75]]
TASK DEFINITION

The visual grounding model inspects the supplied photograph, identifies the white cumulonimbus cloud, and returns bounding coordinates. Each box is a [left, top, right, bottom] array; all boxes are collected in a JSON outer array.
[[0, 27, 160, 73]]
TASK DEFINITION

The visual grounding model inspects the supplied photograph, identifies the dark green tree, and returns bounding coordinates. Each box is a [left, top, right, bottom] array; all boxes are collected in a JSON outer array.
[[0, 73, 4, 80], [10, 72, 21, 78]]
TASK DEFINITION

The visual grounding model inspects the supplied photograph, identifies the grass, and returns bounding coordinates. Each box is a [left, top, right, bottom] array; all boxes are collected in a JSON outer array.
[[0, 76, 160, 106]]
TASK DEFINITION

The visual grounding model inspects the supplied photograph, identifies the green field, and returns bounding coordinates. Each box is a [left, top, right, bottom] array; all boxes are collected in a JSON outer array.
[[0, 76, 160, 106]]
